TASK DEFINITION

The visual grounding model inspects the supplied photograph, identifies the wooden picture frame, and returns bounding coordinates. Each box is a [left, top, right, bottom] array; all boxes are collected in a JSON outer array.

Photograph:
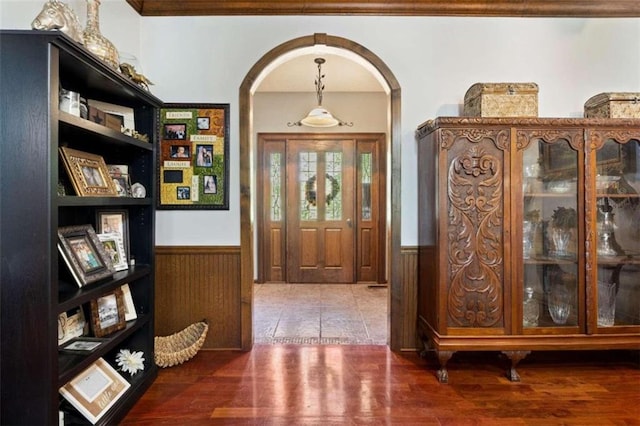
[[58, 225, 115, 287], [90, 288, 126, 338], [158, 103, 230, 210], [96, 210, 130, 263], [59, 147, 118, 197], [59, 357, 130, 424]]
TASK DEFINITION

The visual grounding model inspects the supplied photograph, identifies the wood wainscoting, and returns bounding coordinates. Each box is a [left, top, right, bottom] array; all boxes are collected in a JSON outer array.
[[154, 245, 420, 350], [155, 246, 242, 350]]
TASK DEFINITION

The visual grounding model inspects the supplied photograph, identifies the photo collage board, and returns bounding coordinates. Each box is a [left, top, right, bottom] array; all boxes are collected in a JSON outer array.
[[158, 103, 230, 209]]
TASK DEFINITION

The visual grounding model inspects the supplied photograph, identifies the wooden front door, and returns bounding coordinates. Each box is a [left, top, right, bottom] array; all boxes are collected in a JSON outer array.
[[258, 133, 386, 284], [286, 138, 355, 283]]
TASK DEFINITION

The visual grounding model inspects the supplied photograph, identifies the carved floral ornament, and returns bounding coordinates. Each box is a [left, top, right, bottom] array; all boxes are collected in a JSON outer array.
[[447, 146, 504, 328]]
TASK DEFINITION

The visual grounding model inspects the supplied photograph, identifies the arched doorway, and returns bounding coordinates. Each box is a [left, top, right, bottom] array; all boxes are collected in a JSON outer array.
[[239, 33, 402, 350]]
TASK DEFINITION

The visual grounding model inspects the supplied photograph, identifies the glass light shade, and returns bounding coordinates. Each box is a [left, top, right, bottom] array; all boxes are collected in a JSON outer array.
[[300, 106, 340, 127]]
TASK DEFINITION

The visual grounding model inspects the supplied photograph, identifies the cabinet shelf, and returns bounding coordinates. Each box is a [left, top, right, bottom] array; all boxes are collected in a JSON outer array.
[[58, 196, 152, 207], [58, 265, 152, 312], [59, 111, 153, 151], [58, 315, 150, 386]]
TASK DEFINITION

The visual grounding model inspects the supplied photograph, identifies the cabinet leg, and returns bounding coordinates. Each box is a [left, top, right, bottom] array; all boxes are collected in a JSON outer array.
[[436, 350, 454, 383], [502, 350, 530, 382]]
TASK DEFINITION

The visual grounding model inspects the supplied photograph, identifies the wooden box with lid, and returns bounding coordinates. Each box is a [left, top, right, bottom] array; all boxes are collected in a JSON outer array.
[[463, 82, 538, 117]]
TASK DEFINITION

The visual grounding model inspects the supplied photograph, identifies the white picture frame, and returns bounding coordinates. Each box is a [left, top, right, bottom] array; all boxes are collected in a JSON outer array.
[[87, 99, 135, 131], [97, 233, 128, 272], [59, 358, 130, 424]]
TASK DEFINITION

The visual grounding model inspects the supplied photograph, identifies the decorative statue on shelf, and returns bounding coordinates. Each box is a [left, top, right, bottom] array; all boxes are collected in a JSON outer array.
[[83, 0, 119, 70], [119, 63, 154, 91], [31, 0, 84, 44]]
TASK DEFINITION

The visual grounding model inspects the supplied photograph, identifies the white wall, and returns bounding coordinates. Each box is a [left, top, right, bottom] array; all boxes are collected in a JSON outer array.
[[2, 3, 639, 246]]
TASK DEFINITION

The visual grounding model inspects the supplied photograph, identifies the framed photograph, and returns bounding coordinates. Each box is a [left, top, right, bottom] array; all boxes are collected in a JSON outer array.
[[97, 233, 128, 272], [108, 165, 131, 197], [60, 337, 104, 354], [58, 225, 116, 287], [59, 357, 130, 424], [96, 210, 130, 262], [197, 116, 210, 130], [87, 99, 135, 131], [90, 288, 126, 338], [170, 144, 191, 158], [58, 307, 88, 346], [59, 147, 118, 197], [158, 103, 230, 210], [164, 123, 187, 140], [120, 283, 137, 321]]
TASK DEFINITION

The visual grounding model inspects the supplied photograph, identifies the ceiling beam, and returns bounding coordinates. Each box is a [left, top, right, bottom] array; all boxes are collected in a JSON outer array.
[[126, 0, 640, 17]]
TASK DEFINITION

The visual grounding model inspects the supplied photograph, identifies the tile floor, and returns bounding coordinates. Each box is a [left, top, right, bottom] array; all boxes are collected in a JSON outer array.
[[253, 283, 388, 345]]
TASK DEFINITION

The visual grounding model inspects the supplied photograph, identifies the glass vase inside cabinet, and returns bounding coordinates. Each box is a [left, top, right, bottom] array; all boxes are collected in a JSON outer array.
[[594, 137, 640, 328], [521, 136, 580, 328]]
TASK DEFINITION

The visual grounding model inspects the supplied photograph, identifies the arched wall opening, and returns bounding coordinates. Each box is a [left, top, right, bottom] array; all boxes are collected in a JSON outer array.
[[239, 33, 403, 350]]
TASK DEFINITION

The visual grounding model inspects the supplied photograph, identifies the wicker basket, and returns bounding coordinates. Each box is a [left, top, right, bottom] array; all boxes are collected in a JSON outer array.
[[154, 320, 209, 368]]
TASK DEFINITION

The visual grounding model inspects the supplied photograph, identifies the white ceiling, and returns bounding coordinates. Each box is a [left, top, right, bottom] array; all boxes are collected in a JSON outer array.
[[255, 53, 385, 93]]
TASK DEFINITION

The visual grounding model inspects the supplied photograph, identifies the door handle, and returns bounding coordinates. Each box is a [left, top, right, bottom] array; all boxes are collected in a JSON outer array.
[[346, 218, 352, 228]]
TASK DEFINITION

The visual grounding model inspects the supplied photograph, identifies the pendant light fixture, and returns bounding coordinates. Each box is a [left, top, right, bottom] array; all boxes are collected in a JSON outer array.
[[288, 57, 353, 128]]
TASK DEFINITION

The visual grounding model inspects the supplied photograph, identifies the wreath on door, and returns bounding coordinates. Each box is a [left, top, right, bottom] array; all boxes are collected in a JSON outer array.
[[305, 174, 340, 207]]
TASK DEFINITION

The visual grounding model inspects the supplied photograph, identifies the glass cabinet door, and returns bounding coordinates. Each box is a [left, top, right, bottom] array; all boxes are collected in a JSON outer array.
[[521, 136, 581, 329], [592, 137, 640, 329]]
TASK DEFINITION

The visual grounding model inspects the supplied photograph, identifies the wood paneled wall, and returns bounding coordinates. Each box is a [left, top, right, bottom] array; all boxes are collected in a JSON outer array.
[[155, 246, 242, 350], [154, 245, 420, 350], [400, 247, 419, 350]]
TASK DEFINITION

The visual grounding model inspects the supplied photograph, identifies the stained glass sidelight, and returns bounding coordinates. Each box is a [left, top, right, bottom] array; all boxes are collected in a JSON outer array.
[[361, 153, 372, 220], [270, 153, 282, 221], [300, 152, 318, 221], [325, 152, 343, 221]]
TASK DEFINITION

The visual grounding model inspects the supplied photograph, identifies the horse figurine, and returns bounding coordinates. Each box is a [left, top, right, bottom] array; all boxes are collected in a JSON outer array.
[[119, 63, 154, 91], [31, 0, 84, 44]]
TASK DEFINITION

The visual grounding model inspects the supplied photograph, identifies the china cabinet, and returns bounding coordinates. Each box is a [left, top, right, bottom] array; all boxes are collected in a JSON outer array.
[[0, 31, 161, 424], [416, 117, 640, 383]]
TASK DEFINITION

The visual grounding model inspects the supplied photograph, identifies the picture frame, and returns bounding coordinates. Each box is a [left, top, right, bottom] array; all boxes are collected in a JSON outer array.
[[59, 357, 130, 424], [107, 165, 131, 197], [164, 123, 187, 140], [96, 210, 130, 263], [97, 233, 128, 272], [90, 288, 126, 338], [58, 307, 88, 346], [120, 283, 137, 321], [87, 99, 135, 131], [60, 337, 105, 354], [59, 147, 118, 197], [58, 225, 116, 287], [158, 103, 230, 210]]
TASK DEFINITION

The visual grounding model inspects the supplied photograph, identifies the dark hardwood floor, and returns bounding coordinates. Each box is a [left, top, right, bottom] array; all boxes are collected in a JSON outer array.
[[121, 346, 640, 425]]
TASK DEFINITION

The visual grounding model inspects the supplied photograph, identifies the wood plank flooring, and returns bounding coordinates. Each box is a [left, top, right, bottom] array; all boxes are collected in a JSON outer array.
[[121, 347, 640, 425]]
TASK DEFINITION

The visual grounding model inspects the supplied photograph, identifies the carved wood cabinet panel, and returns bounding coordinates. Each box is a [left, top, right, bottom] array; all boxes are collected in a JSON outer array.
[[416, 117, 640, 383]]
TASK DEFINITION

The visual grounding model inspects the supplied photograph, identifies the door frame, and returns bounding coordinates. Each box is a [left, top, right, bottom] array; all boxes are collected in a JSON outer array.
[[256, 133, 387, 284], [239, 33, 402, 350]]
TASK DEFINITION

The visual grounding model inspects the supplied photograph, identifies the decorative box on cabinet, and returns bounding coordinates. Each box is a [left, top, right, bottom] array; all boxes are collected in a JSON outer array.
[[0, 31, 162, 425], [463, 82, 539, 117], [416, 116, 640, 383], [584, 92, 640, 118]]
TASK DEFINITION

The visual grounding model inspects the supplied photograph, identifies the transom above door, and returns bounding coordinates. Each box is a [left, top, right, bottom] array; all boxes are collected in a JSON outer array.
[[257, 133, 386, 284]]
